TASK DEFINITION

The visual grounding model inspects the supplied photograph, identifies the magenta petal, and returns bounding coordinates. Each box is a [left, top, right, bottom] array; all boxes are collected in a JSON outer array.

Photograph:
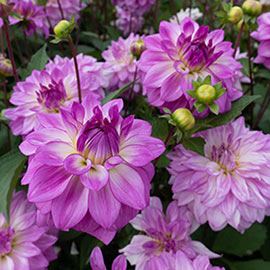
[[89, 184, 121, 229], [109, 163, 146, 209], [90, 247, 106, 270], [64, 154, 92, 175], [175, 251, 193, 270], [28, 166, 71, 202], [112, 255, 127, 270], [51, 176, 89, 229], [80, 165, 109, 191]]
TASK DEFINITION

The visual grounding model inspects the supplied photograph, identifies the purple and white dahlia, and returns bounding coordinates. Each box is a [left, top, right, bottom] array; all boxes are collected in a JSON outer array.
[[9, 0, 49, 37], [102, 33, 143, 93], [0, 191, 57, 269], [251, 12, 270, 69], [168, 117, 270, 232], [120, 197, 219, 270], [139, 18, 243, 114], [19, 98, 165, 244], [90, 246, 127, 270], [5, 54, 104, 136]]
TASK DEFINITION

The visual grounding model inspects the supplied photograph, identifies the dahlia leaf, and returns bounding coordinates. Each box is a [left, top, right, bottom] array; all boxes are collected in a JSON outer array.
[[232, 260, 270, 270], [0, 149, 27, 222], [19, 44, 49, 81], [101, 80, 135, 104], [213, 223, 267, 257], [182, 137, 206, 156]]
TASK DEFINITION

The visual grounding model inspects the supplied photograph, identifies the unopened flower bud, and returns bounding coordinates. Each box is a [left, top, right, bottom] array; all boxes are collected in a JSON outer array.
[[54, 20, 71, 39], [0, 57, 13, 77], [196, 84, 216, 105], [130, 39, 146, 58], [242, 0, 262, 16], [228, 6, 243, 24], [172, 108, 195, 131]]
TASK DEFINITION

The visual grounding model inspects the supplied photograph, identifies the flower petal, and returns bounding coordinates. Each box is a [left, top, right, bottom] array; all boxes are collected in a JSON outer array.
[[64, 154, 92, 175]]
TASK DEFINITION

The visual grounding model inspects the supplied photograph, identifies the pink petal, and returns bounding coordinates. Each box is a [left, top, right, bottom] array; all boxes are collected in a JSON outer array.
[[175, 251, 193, 270], [90, 247, 106, 270], [112, 255, 127, 270], [64, 154, 92, 175]]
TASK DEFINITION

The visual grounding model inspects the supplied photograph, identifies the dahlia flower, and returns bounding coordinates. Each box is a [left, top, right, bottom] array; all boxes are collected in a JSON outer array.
[[102, 33, 143, 93], [42, 0, 85, 28], [120, 197, 219, 270], [115, 5, 144, 35], [170, 8, 203, 24], [0, 191, 57, 269], [168, 117, 270, 232], [90, 246, 127, 270], [5, 54, 105, 136], [19, 98, 165, 244], [8, 0, 49, 37], [112, 0, 155, 15], [139, 18, 243, 114], [251, 12, 270, 69]]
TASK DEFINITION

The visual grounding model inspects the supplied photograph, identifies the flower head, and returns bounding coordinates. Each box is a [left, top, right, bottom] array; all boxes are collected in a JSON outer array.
[[9, 0, 49, 37], [139, 18, 243, 115], [170, 8, 203, 24], [102, 33, 143, 93], [168, 117, 270, 232], [5, 54, 105, 136], [250, 12, 270, 68], [90, 246, 127, 270], [112, 0, 155, 15], [0, 191, 57, 269], [120, 197, 219, 270], [19, 98, 165, 244]]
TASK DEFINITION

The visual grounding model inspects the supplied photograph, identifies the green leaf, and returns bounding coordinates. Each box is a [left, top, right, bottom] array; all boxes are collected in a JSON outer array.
[[182, 137, 206, 156], [188, 95, 259, 134], [215, 88, 226, 99], [232, 260, 270, 270], [0, 149, 27, 221], [256, 69, 270, 80], [186, 90, 196, 99], [101, 80, 135, 104], [203, 75, 212, 85], [194, 100, 206, 113], [213, 223, 267, 257], [19, 44, 49, 81], [209, 102, 219, 115]]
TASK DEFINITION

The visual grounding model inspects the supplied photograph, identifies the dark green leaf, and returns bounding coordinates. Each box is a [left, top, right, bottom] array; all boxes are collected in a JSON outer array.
[[19, 44, 49, 80], [101, 80, 135, 104], [0, 149, 27, 221], [183, 137, 206, 156], [213, 223, 267, 257], [232, 260, 270, 270], [150, 118, 169, 142], [256, 69, 270, 80]]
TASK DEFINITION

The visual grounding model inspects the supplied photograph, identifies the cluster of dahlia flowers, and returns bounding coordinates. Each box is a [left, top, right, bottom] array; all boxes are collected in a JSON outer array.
[[251, 12, 270, 69], [19, 97, 165, 244], [0, 191, 57, 269], [139, 18, 243, 115], [5, 54, 106, 136], [111, 0, 155, 34]]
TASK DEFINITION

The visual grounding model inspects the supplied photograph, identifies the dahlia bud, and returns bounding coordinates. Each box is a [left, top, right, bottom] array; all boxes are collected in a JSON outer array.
[[196, 84, 216, 105], [237, 19, 249, 31], [0, 57, 13, 77], [172, 108, 195, 131], [242, 0, 262, 16], [130, 39, 146, 58], [228, 6, 243, 24], [54, 20, 72, 39]]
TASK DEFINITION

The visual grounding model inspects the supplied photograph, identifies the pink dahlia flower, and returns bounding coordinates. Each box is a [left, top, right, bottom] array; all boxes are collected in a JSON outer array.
[[5, 54, 105, 136], [112, 0, 155, 15], [251, 12, 270, 69], [8, 0, 49, 37], [102, 33, 143, 93], [0, 191, 57, 269], [139, 18, 243, 114], [120, 197, 219, 270], [19, 98, 165, 244], [168, 117, 270, 232], [43, 0, 85, 27], [90, 246, 127, 270]]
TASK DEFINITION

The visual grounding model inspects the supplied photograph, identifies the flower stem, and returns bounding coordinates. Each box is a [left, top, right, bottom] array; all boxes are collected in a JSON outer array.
[[247, 32, 254, 127], [68, 35, 82, 103], [57, 0, 65, 19], [2, 77, 11, 151], [3, 20, 19, 82], [233, 21, 245, 57]]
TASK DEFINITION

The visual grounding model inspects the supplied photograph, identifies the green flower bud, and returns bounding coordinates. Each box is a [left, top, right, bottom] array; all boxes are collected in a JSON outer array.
[[0, 57, 13, 77], [130, 39, 146, 58], [242, 0, 262, 16], [196, 84, 216, 105], [172, 108, 195, 131], [54, 20, 71, 39], [228, 6, 243, 24]]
